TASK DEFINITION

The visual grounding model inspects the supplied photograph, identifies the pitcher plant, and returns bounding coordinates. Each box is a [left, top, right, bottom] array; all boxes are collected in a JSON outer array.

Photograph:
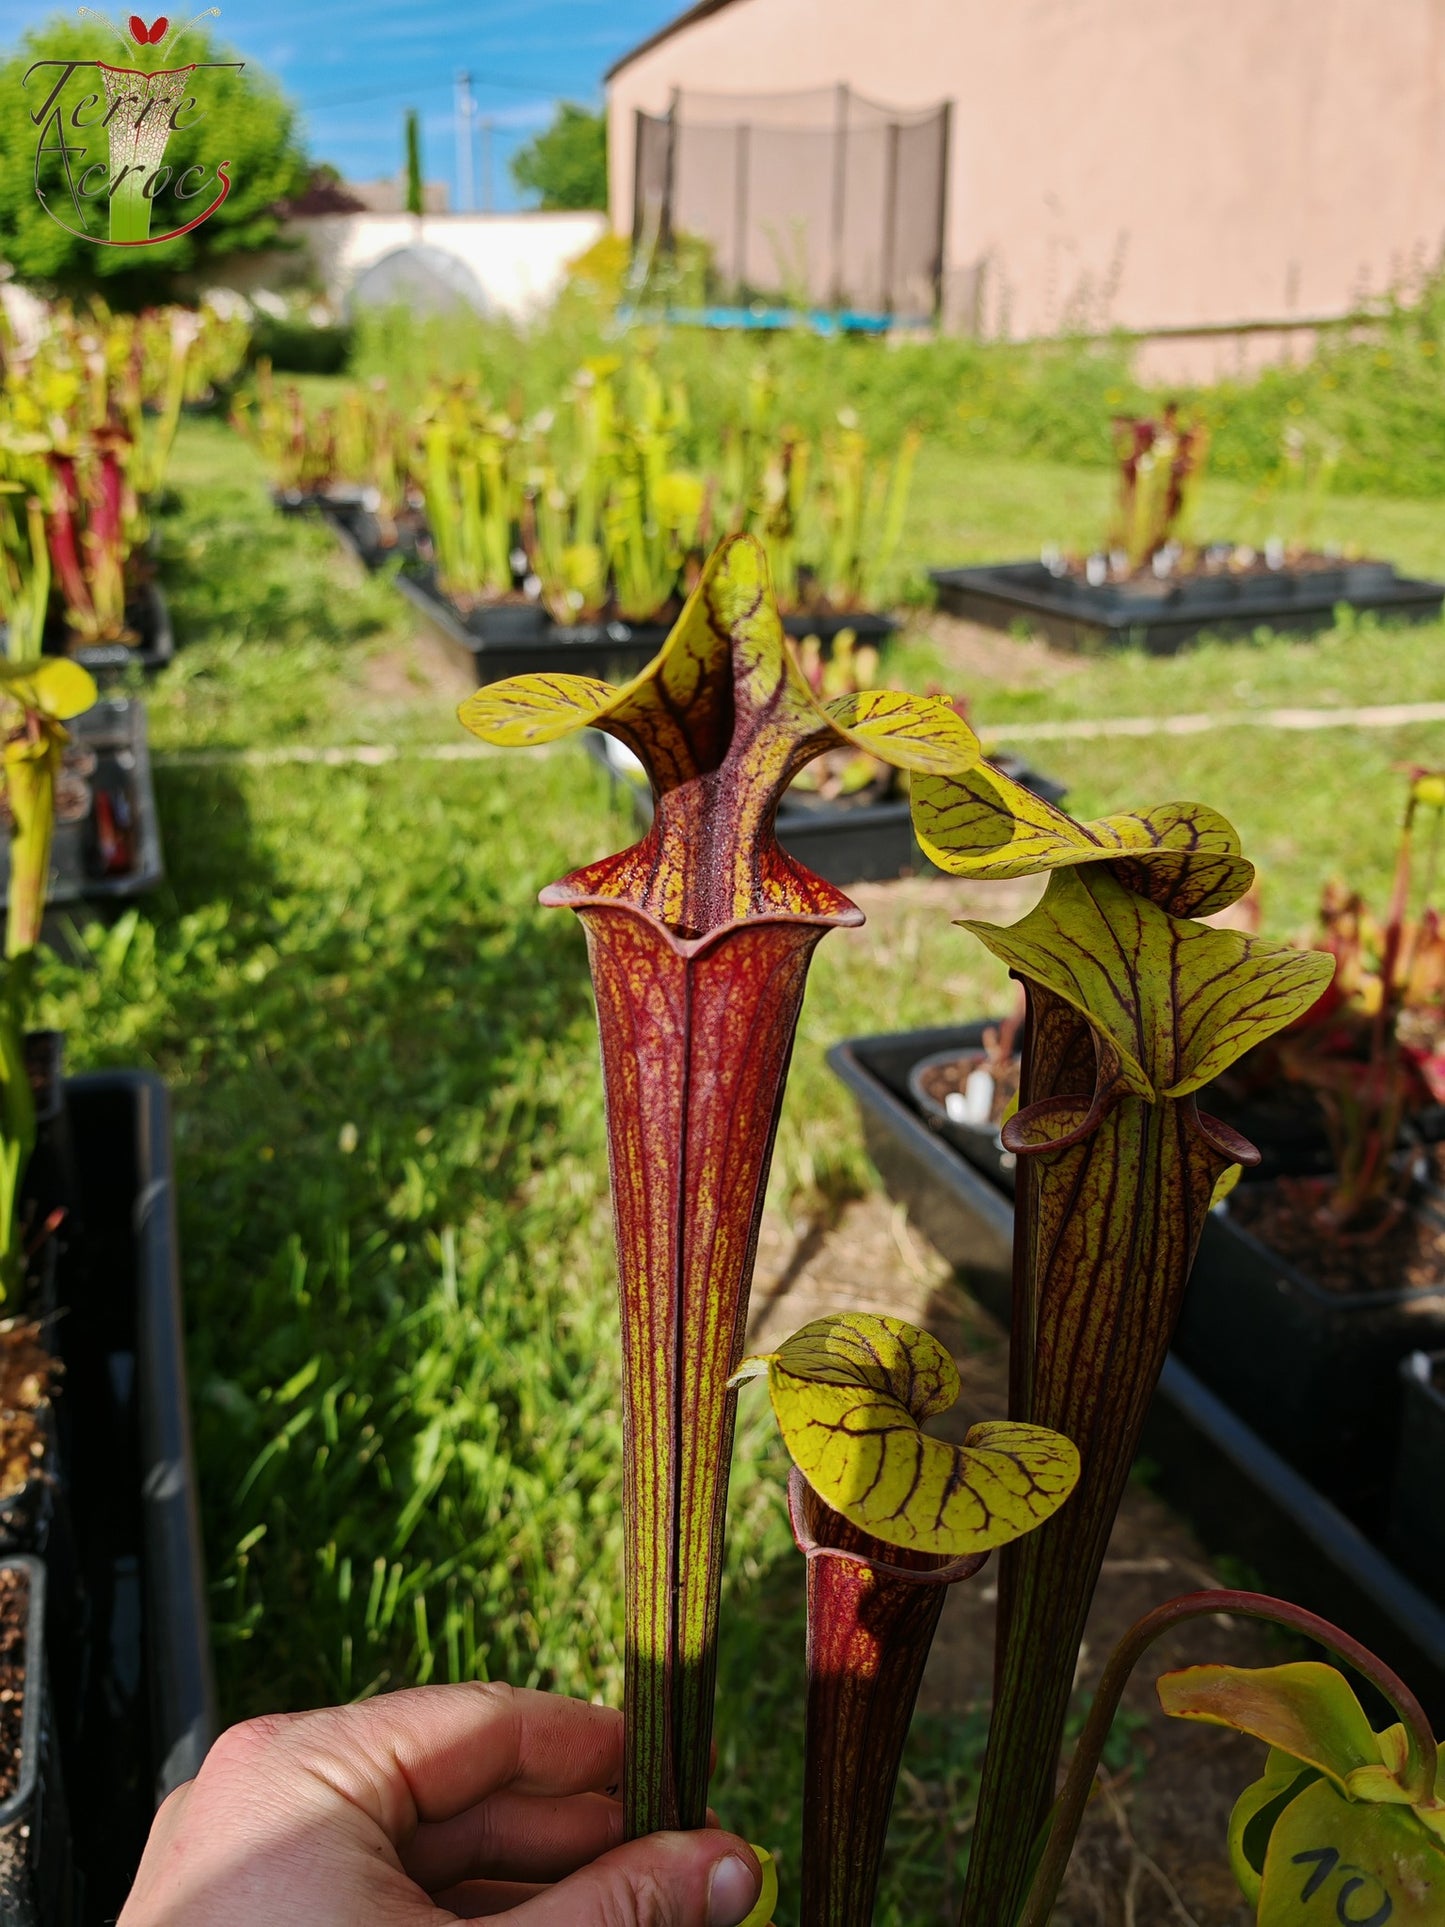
[[909, 760, 1334, 1924], [458, 533, 980, 1838]]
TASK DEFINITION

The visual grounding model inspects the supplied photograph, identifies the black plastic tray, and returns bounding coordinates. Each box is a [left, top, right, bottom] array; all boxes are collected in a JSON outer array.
[[388, 548, 897, 686], [1390, 1354, 1445, 1599], [1174, 1191, 1445, 1517], [930, 558, 1445, 653], [42, 1070, 214, 1919], [61, 581, 174, 680], [0, 698, 164, 914], [828, 1024, 1445, 1718], [396, 569, 671, 686], [0, 1556, 67, 1927], [868, 1026, 1445, 1508]]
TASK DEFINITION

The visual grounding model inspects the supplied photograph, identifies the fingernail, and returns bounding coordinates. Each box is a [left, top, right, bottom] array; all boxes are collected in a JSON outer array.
[[707, 1851, 760, 1926]]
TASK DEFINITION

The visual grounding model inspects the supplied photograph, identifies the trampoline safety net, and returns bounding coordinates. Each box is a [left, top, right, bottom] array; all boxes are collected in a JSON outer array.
[[632, 84, 950, 320]]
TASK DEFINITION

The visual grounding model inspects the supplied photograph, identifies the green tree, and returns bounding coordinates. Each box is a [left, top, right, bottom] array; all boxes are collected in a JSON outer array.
[[511, 102, 607, 211], [404, 108, 422, 216], [0, 13, 308, 302]]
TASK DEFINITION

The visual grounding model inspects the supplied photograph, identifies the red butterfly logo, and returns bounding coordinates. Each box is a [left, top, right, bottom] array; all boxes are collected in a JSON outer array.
[[128, 14, 169, 41]]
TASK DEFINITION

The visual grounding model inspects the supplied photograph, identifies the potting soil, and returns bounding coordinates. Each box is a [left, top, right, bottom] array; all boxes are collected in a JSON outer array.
[[0, 1566, 27, 1802], [1230, 1166, 1445, 1296], [0, 1328, 51, 1504]]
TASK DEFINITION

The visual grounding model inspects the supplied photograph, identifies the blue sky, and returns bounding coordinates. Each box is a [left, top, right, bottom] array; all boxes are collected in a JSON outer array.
[[1, 0, 681, 207]]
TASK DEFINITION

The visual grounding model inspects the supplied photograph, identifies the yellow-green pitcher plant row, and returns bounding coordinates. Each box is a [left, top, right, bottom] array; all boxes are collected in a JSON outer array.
[[0, 654, 96, 1302], [237, 353, 921, 625], [0, 295, 228, 647]]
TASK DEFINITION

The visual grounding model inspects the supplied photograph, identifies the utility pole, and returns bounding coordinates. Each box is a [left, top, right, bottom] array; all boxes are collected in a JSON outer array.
[[480, 115, 494, 213], [404, 107, 423, 217], [455, 70, 475, 211]]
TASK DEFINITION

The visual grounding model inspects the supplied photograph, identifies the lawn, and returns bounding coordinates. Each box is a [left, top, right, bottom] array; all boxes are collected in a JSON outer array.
[[32, 411, 1445, 1920]]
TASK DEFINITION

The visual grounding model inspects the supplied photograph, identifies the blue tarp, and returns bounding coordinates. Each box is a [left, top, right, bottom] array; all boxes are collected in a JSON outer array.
[[617, 304, 927, 337]]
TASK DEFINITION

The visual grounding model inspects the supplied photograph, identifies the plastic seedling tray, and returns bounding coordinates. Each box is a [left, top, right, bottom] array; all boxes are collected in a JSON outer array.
[[828, 1023, 1445, 1719], [6, 1067, 214, 1920], [63, 581, 175, 679], [929, 558, 1445, 654], [1389, 1352, 1445, 1599], [0, 697, 163, 913]]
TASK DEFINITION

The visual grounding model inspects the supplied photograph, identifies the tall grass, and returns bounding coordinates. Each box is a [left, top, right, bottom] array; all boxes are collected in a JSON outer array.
[[350, 268, 1445, 502], [348, 298, 1146, 470]]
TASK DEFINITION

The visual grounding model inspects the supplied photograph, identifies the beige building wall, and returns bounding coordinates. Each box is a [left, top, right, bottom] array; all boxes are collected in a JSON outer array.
[[607, 0, 1445, 356]]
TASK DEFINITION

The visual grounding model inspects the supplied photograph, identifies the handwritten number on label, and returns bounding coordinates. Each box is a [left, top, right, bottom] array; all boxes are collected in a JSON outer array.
[[1337, 1878, 1392, 1926], [1295, 1848, 1339, 1900], [1291, 1846, 1393, 1925]]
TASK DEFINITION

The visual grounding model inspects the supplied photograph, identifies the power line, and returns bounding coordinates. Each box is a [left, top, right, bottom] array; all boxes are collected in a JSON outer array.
[[299, 67, 592, 111]]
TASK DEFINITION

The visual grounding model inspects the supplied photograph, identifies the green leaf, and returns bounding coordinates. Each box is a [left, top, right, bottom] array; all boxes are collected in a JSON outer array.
[[963, 867, 1335, 1102], [459, 544, 980, 783], [1162, 1662, 1445, 1912], [0, 656, 96, 724], [1227, 1752, 1323, 1903], [1158, 1663, 1387, 1795], [733, 1313, 1079, 1555], [825, 689, 981, 777], [912, 767, 1254, 916], [457, 672, 617, 748], [1258, 1774, 1445, 1924], [1211, 1162, 1244, 1207], [739, 1845, 779, 1927]]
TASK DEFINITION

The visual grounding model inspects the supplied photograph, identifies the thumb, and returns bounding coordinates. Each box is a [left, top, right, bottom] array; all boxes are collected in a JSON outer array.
[[506, 1828, 765, 1927]]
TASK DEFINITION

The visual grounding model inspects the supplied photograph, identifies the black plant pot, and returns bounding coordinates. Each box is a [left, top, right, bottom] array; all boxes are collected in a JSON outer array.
[[465, 602, 550, 644], [827, 1023, 1445, 1717], [929, 558, 1445, 653], [907, 1041, 1018, 1192], [1388, 1352, 1445, 1600], [4, 1067, 214, 1921], [829, 1022, 1016, 1316], [0, 699, 164, 919], [1171, 1193, 1445, 1517]]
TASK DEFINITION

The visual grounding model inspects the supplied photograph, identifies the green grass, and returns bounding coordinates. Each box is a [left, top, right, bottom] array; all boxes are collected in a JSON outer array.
[[143, 419, 448, 751], [28, 414, 1445, 1919], [347, 278, 1445, 500], [896, 442, 1445, 587]]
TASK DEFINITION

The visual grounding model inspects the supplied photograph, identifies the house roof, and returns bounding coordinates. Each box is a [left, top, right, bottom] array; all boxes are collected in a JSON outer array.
[[605, 0, 745, 81]]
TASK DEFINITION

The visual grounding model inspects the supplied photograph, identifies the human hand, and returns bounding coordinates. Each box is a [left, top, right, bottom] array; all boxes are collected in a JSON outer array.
[[119, 1681, 766, 1925]]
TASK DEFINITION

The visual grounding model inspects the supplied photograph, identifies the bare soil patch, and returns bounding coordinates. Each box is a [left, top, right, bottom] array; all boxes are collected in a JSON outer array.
[[362, 629, 476, 708], [904, 611, 1086, 694]]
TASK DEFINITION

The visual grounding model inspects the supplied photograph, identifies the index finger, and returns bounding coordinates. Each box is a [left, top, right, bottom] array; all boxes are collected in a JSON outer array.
[[288, 1682, 623, 1830]]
